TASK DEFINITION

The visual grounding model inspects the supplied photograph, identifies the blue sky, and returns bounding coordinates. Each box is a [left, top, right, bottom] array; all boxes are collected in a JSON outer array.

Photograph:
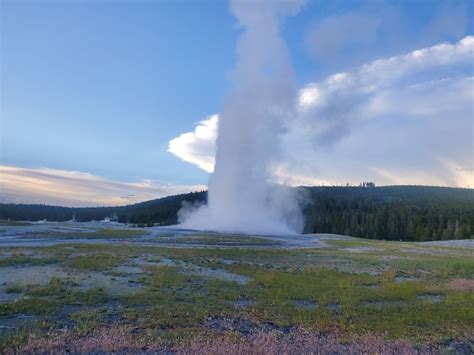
[[2, 0, 237, 184], [1, 0, 473, 206]]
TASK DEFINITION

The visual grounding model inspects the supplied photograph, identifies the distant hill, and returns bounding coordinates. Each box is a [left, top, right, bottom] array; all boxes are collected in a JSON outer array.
[[0, 191, 206, 226], [1, 186, 473, 241]]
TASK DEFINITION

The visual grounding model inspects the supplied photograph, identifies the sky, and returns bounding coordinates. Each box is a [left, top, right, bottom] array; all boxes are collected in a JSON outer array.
[[1, 0, 473, 207]]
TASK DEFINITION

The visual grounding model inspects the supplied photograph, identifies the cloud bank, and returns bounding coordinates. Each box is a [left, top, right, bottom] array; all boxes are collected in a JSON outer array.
[[168, 36, 474, 188], [0, 165, 206, 207]]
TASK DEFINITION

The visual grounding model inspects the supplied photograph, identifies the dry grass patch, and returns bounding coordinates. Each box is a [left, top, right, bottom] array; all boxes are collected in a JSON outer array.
[[447, 279, 474, 292]]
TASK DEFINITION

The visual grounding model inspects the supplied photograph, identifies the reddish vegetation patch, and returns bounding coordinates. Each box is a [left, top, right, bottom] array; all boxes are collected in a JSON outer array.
[[447, 279, 474, 292], [11, 327, 425, 354], [178, 330, 418, 355], [11, 327, 159, 354]]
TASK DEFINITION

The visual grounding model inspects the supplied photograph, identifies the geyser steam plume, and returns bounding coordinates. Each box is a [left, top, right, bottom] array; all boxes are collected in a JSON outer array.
[[179, 0, 306, 235]]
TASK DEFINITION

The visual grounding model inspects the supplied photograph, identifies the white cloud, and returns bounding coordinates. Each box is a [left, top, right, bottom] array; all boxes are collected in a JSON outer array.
[[167, 114, 218, 173], [167, 37, 474, 188], [297, 84, 321, 110], [0, 165, 206, 207]]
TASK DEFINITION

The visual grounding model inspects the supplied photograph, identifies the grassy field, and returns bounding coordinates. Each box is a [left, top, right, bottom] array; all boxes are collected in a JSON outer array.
[[0, 220, 33, 226], [26, 228, 147, 239], [0, 230, 472, 353]]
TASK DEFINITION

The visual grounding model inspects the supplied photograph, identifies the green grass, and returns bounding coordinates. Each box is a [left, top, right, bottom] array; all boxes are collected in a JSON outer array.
[[0, 296, 58, 317], [0, 255, 61, 267], [36, 228, 147, 239], [157, 233, 281, 246], [0, 239, 473, 351], [90, 228, 147, 238], [0, 277, 109, 317], [396, 255, 474, 279], [65, 253, 125, 271], [122, 264, 240, 329], [0, 220, 32, 226], [5, 285, 23, 294]]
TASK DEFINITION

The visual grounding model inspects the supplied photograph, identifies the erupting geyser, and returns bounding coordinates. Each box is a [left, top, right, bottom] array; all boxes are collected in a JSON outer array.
[[179, 0, 306, 235]]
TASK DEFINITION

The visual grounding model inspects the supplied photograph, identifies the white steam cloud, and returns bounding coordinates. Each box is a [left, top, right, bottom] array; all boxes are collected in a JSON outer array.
[[177, 0, 307, 235]]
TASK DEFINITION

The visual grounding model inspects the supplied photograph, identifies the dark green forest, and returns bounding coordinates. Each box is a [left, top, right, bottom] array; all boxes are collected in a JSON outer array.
[[1, 186, 473, 241], [301, 186, 473, 241]]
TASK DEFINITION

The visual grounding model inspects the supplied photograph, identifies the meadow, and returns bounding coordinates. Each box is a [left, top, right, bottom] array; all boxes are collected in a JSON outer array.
[[0, 222, 472, 353]]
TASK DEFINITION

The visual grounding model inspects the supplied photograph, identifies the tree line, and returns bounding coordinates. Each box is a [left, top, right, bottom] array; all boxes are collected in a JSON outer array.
[[1, 186, 472, 241], [301, 186, 473, 241]]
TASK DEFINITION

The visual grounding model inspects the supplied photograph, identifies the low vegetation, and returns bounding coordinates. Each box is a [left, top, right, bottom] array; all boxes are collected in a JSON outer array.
[[0, 236, 472, 352], [35, 228, 147, 239], [0, 220, 32, 226]]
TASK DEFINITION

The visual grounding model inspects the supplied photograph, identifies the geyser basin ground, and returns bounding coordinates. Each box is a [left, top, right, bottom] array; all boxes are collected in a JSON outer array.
[[0, 221, 473, 353]]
